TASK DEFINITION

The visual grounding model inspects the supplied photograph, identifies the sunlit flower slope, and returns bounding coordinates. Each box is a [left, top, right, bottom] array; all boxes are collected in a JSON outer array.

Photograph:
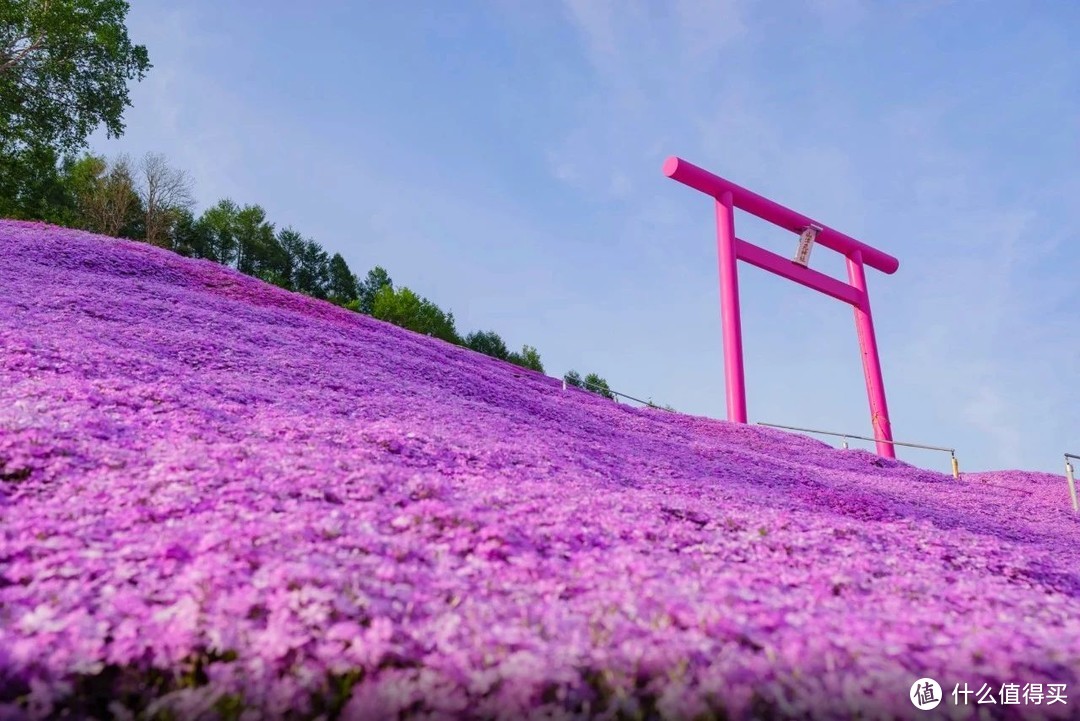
[[1, 219, 1079, 721]]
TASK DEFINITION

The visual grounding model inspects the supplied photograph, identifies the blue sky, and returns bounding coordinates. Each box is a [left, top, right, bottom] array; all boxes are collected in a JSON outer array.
[[91, 1, 1080, 474]]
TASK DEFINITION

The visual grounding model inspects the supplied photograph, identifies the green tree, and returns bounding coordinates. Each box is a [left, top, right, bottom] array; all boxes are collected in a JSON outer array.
[[254, 235, 292, 289], [326, 252, 358, 306], [276, 228, 333, 297], [508, 344, 544, 373], [1, 0, 151, 148], [65, 152, 140, 237], [372, 285, 460, 344], [1, 0, 150, 218], [200, 199, 239, 266], [356, 266, 392, 314], [233, 204, 280, 280], [275, 227, 304, 288], [465, 330, 510, 360], [171, 208, 214, 259], [563, 370, 584, 389], [582, 373, 615, 400], [0, 143, 75, 222], [66, 153, 110, 230], [296, 237, 330, 299]]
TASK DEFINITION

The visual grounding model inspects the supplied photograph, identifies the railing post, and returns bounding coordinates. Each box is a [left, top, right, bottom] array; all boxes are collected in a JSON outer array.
[[1066, 458, 1079, 513]]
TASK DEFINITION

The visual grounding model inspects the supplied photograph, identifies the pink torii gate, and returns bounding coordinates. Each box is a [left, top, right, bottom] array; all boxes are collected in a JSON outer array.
[[663, 156, 900, 458]]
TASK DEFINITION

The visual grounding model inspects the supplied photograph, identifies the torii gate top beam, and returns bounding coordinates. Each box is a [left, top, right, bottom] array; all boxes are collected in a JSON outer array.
[[663, 157, 899, 275]]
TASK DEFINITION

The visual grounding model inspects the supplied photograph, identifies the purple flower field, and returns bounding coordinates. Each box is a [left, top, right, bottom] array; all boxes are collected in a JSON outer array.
[[1, 219, 1079, 720]]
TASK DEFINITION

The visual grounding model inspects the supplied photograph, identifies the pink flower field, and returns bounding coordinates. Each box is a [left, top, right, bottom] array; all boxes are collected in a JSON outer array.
[[1, 219, 1079, 720]]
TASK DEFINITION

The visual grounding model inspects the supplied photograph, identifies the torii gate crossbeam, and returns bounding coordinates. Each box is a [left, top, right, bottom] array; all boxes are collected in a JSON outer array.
[[664, 156, 900, 458]]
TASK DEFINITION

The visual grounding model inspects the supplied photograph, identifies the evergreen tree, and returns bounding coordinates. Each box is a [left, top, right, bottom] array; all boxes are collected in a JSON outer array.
[[233, 204, 290, 286], [276, 227, 304, 288], [295, 238, 330, 299], [564, 370, 614, 399], [171, 208, 214, 259], [327, 252, 359, 306], [357, 266, 392, 314], [200, 199, 239, 266]]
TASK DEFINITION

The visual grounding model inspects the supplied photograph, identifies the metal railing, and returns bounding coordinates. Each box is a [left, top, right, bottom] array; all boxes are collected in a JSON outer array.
[[556, 383, 1075, 506], [557, 385, 960, 476], [758, 422, 960, 479], [561, 378, 676, 411], [1065, 454, 1080, 513]]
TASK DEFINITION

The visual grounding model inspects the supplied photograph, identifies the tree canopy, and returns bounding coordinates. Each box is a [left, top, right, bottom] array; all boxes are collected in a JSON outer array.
[[357, 266, 392, 315], [508, 344, 544, 373], [233, 204, 280, 281], [171, 208, 212, 259], [1, 0, 150, 151], [465, 330, 510, 361], [372, 285, 460, 344], [1, 1, 149, 219], [583, 373, 615, 400], [65, 153, 140, 237], [327, 253, 359, 306]]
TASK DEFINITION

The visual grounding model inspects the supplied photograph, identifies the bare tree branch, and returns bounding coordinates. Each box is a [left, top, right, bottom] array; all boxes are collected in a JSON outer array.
[[0, 34, 46, 74], [138, 152, 194, 247]]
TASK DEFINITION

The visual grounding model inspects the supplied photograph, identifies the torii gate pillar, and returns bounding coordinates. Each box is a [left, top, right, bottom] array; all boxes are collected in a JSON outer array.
[[665, 156, 899, 458]]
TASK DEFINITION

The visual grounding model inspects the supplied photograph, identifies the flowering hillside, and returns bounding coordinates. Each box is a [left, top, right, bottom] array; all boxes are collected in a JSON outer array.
[[1, 219, 1078, 720]]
